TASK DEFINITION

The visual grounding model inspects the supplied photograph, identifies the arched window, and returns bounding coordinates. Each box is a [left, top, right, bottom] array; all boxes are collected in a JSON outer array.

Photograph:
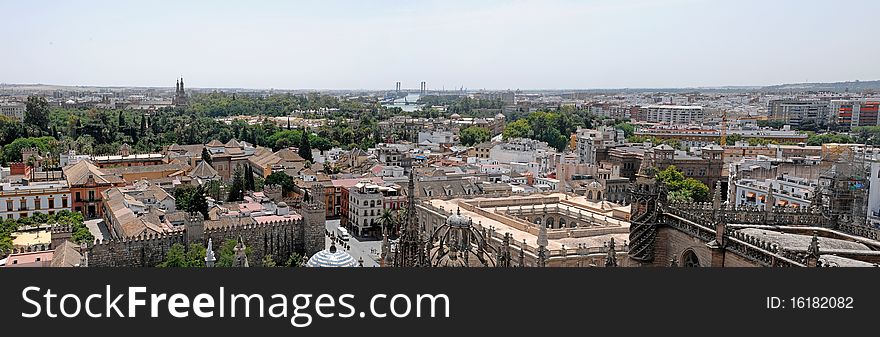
[[597, 191, 602, 200], [570, 221, 577, 228], [545, 217, 555, 228], [587, 191, 593, 199], [559, 218, 566, 228], [682, 249, 701, 267], [533, 217, 542, 225]]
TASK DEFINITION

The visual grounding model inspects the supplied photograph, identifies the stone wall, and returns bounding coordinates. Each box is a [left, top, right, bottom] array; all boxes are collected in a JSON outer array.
[[54, 216, 322, 267], [655, 227, 713, 267]]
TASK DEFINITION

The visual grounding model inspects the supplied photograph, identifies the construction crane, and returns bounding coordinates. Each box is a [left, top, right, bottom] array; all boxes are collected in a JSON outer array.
[[720, 110, 728, 146]]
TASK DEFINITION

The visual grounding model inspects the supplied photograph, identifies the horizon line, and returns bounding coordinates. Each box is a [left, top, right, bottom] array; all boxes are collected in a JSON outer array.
[[2, 79, 879, 92]]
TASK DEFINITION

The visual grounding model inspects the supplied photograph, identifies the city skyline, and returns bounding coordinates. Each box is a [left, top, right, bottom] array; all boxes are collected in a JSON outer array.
[[3, 0, 880, 90]]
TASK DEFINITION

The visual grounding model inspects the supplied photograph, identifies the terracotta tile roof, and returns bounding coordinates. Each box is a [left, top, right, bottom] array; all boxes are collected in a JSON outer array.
[[63, 160, 119, 186]]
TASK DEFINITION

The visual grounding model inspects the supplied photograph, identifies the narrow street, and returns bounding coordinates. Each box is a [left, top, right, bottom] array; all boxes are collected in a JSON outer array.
[[324, 219, 382, 267]]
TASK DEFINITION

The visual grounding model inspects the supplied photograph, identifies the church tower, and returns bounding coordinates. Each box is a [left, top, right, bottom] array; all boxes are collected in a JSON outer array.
[[173, 77, 189, 107]]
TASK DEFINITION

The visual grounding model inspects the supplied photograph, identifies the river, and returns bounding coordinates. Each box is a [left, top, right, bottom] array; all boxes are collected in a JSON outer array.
[[382, 93, 423, 112]]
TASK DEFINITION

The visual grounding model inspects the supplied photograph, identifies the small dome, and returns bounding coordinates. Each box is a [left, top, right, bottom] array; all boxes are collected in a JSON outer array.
[[588, 181, 602, 189], [277, 202, 288, 207], [306, 243, 358, 267], [450, 113, 462, 119], [446, 208, 472, 228], [495, 113, 505, 119]]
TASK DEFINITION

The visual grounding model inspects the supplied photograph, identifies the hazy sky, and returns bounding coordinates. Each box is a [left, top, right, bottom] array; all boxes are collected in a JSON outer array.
[[2, 0, 878, 90]]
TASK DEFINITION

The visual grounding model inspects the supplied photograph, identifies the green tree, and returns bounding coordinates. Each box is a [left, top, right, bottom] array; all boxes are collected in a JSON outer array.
[[379, 209, 396, 235], [265, 171, 295, 195], [459, 126, 491, 146], [298, 128, 313, 162], [227, 165, 246, 202], [502, 119, 532, 140], [310, 135, 332, 153], [188, 185, 209, 220], [244, 165, 256, 192], [174, 184, 196, 212], [71, 225, 94, 245], [285, 252, 304, 267], [201, 147, 213, 165], [25, 96, 50, 134], [1, 136, 55, 164], [725, 133, 743, 144], [262, 254, 277, 267], [806, 132, 854, 146], [216, 239, 251, 267], [117, 110, 125, 130], [157, 243, 207, 267], [157, 243, 187, 267], [613, 121, 635, 138], [656, 165, 710, 202]]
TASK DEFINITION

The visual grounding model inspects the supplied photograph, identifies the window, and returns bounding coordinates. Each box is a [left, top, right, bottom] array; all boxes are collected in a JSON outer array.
[[76, 192, 81, 201], [88, 191, 95, 200], [6, 201, 11, 211], [35, 198, 41, 210], [683, 250, 701, 267], [62, 197, 68, 208], [49, 198, 55, 209]]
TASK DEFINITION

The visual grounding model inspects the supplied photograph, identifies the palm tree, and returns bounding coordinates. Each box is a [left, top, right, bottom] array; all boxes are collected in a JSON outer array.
[[379, 209, 396, 238]]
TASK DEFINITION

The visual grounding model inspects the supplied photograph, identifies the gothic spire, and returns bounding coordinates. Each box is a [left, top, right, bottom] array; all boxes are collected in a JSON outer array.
[[393, 162, 427, 267], [205, 238, 216, 267], [233, 236, 248, 267], [803, 231, 822, 267], [605, 237, 618, 267], [537, 219, 548, 267]]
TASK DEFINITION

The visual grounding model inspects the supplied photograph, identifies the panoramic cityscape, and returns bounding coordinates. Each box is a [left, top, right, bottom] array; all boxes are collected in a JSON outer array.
[[2, 0, 880, 268]]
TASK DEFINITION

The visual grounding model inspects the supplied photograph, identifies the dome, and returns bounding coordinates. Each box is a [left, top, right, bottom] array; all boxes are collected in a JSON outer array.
[[306, 243, 358, 267], [588, 181, 602, 189], [495, 113, 505, 119], [450, 113, 462, 119], [277, 202, 288, 208], [446, 208, 472, 228]]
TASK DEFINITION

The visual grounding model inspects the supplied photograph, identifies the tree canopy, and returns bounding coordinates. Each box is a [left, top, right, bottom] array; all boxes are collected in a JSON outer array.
[[459, 126, 491, 146], [157, 243, 207, 267], [656, 165, 710, 203]]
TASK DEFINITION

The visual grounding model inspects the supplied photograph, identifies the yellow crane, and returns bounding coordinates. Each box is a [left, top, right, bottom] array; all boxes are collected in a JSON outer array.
[[720, 110, 728, 146]]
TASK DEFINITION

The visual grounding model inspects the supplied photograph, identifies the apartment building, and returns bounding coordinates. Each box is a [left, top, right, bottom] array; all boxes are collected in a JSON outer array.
[[640, 105, 705, 124]]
